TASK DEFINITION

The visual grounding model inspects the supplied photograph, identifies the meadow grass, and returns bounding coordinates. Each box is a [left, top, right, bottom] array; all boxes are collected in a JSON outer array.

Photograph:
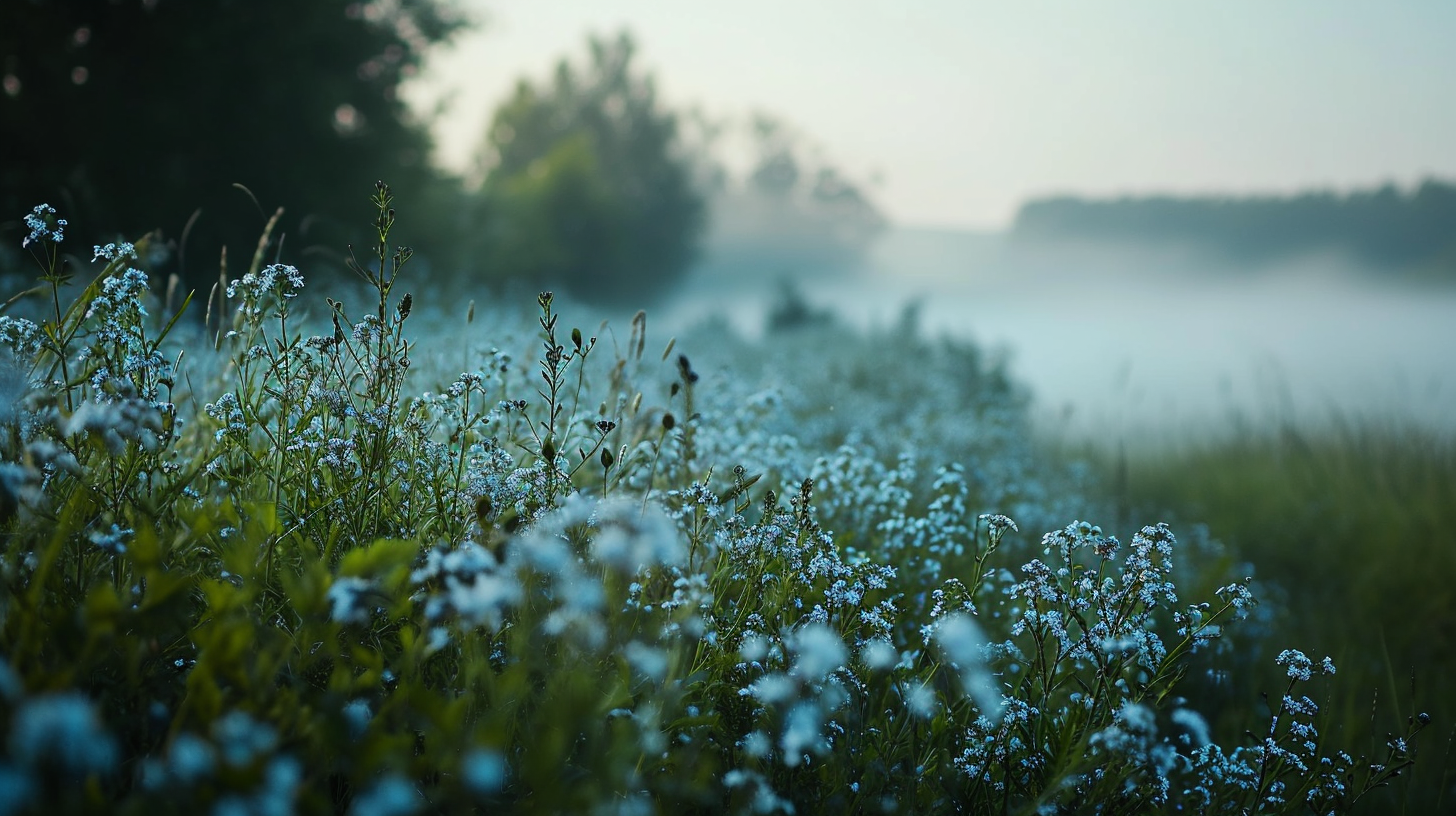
[[0, 189, 1433, 814], [1103, 417, 1456, 812]]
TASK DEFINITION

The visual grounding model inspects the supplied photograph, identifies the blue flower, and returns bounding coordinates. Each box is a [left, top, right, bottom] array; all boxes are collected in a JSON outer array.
[[21, 204, 65, 248], [8, 692, 118, 777]]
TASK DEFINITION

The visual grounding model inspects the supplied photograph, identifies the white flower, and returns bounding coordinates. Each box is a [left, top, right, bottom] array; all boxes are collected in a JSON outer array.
[[447, 572, 522, 630], [780, 702, 824, 766], [1171, 707, 1211, 747], [860, 638, 898, 671], [624, 641, 669, 683], [327, 577, 377, 625], [790, 622, 846, 681], [587, 498, 683, 573], [739, 634, 770, 663], [747, 674, 797, 706], [933, 613, 1004, 721], [903, 681, 938, 719]]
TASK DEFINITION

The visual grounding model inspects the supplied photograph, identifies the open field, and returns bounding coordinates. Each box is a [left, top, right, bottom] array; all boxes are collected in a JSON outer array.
[[0, 194, 1439, 813]]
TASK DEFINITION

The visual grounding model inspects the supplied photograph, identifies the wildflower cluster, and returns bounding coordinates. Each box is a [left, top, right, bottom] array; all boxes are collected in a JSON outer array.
[[21, 203, 65, 248], [0, 194, 1428, 815], [0, 316, 41, 360], [0, 204, 190, 609], [226, 262, 305, 319]]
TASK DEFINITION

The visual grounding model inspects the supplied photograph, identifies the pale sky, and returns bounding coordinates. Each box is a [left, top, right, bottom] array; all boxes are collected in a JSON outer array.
[[404, 1, 1456, 230]]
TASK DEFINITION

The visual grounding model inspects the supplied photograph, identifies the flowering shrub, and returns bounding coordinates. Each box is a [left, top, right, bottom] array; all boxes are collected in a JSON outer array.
[[0, 188, 1427, 814]]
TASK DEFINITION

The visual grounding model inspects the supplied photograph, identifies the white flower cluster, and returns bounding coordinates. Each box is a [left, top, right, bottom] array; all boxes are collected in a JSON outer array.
[[21, 203, 65, 248]]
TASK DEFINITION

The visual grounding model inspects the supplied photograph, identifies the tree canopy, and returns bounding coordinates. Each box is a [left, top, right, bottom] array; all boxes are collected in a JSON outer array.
[[702, 113, 886, 275], [470, 32, 705, 305], [1, 0, 468, 288]]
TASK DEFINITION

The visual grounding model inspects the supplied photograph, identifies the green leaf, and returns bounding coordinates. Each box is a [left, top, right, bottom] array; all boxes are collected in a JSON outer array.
[[338, 538, 418, 580]]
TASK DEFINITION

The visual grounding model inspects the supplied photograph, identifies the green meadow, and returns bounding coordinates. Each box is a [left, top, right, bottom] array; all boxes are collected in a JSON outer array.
[[0, 190, 1441, 814]]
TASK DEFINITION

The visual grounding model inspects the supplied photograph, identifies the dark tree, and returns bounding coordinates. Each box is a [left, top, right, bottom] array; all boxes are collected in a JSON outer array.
[[0, 0, 467, 288], [471, 32, 705, 305]]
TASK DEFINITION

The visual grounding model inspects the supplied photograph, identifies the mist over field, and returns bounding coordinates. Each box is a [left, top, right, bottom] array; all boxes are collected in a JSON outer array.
[[667, 226, 1456, 438]]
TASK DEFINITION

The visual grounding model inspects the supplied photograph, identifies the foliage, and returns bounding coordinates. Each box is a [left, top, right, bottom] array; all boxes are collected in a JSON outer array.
[[695, 113, 888, 278], [1013, 179, 1456, 276], [0, 0, 468, 291], [740, 113, 885, 234], [469, 32, 705, 305], [1113, 419, 1456, 811], [0, 192, 1429, 814]]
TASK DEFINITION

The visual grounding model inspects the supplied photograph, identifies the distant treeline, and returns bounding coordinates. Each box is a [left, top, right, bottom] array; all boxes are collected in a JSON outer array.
[[1012, 179, 1456, 273]]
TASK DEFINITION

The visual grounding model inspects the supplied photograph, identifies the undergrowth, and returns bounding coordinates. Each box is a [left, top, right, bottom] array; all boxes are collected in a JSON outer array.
[[1110, 420, 1456, 812], [0, 188, 1429, 814]]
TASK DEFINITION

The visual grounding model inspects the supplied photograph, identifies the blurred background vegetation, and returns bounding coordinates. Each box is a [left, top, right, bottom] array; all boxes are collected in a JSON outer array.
[[0, 0, 468, 287], [462, 32, 703, 304], [0, 1, 883, 307], [1015, 181, 1456, 277]]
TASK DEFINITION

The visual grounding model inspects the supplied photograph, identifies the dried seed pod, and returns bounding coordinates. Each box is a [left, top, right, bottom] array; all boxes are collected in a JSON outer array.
[[677, 354, 698, 383]]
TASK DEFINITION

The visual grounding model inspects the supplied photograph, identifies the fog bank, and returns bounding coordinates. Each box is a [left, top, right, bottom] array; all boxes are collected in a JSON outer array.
[[662, 228, 1456, 440]]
